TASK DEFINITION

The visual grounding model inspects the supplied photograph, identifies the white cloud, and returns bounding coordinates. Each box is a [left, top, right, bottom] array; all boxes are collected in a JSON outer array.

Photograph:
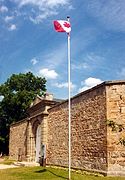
[[31, 58, 38, 65], [78, 77, 103, 93], [29, 10, 57, 24], [45, 0, 69, 6], [5, 16, 14, 22], [38, 68, 58, 79], [14, 0, 69, 7], [13, 0, 71, 23], [8, 24, 17, 31], [0, 5, 8, 13], [83, 77, 103, 87], [54, 82, 76, 90]]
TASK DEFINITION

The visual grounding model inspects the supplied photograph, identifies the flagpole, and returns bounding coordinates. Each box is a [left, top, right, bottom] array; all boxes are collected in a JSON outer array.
[[67, 16, 71, 180]]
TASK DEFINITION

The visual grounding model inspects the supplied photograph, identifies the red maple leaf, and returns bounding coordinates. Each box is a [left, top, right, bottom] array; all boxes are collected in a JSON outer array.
[[63, 22, 70, 28]]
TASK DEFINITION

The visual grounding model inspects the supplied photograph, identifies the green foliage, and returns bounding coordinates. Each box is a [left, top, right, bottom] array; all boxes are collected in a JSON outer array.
[[0, 72, 46, 154], [107, 120, 124, 132], [107, 120, 125, 147], [118, 137, 125, 146]]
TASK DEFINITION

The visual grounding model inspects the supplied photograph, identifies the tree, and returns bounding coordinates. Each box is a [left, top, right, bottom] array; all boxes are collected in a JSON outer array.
[[0, 72, 46, 154]]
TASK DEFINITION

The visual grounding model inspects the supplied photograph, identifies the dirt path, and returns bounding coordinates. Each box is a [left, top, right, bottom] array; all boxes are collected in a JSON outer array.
[[0, 164, 18, 169]]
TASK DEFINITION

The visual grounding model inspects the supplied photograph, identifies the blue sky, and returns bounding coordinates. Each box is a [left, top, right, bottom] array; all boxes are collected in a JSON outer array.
[[1, 0, 125, 99]]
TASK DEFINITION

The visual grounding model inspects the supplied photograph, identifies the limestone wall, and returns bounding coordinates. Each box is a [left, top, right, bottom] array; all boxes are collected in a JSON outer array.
[[9, 100, 56, 162], [47, 84, 107, 174], [106, 83, 125, 176], [9, 119, 28, 161], [9, 81, 125, 176]]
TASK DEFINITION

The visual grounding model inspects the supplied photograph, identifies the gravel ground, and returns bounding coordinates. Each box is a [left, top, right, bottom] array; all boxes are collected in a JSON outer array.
[[0, 157, 39, 169], [0, 164, 18, 169], [0, 158, 18, 169]]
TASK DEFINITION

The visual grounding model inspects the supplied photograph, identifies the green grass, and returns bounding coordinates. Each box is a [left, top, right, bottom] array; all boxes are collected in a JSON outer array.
[[0, 166, 125, 180]]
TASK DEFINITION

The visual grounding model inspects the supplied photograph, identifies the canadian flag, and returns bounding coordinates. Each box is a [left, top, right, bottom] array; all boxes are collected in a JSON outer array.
[[53, 20, 71, 33]]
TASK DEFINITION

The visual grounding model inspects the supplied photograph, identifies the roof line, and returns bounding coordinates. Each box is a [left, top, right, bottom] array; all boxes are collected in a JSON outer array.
[[48, 80, 125, 110]]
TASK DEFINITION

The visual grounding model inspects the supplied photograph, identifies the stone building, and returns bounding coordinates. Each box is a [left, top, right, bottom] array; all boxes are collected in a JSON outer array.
[[9, 81, 125, 176]]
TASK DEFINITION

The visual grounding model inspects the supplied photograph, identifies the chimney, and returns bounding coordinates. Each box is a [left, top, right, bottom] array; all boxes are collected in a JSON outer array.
[[44, 92, 53, 100]]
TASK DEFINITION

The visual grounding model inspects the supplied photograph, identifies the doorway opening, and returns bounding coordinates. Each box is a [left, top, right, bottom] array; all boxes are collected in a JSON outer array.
[[35, 125, 41, 162]]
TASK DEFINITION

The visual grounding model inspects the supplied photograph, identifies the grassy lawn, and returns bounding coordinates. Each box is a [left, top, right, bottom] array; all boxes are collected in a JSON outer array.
[[0, 166, 125, 180]]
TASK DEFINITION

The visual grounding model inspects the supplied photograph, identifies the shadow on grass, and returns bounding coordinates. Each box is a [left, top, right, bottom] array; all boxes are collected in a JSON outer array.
[[35, 168, 68, 179], [35, 169, 47, 173]]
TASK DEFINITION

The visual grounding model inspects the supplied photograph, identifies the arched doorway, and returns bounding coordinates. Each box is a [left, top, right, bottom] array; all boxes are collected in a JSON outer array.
[[35, 125, 41, 162]]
